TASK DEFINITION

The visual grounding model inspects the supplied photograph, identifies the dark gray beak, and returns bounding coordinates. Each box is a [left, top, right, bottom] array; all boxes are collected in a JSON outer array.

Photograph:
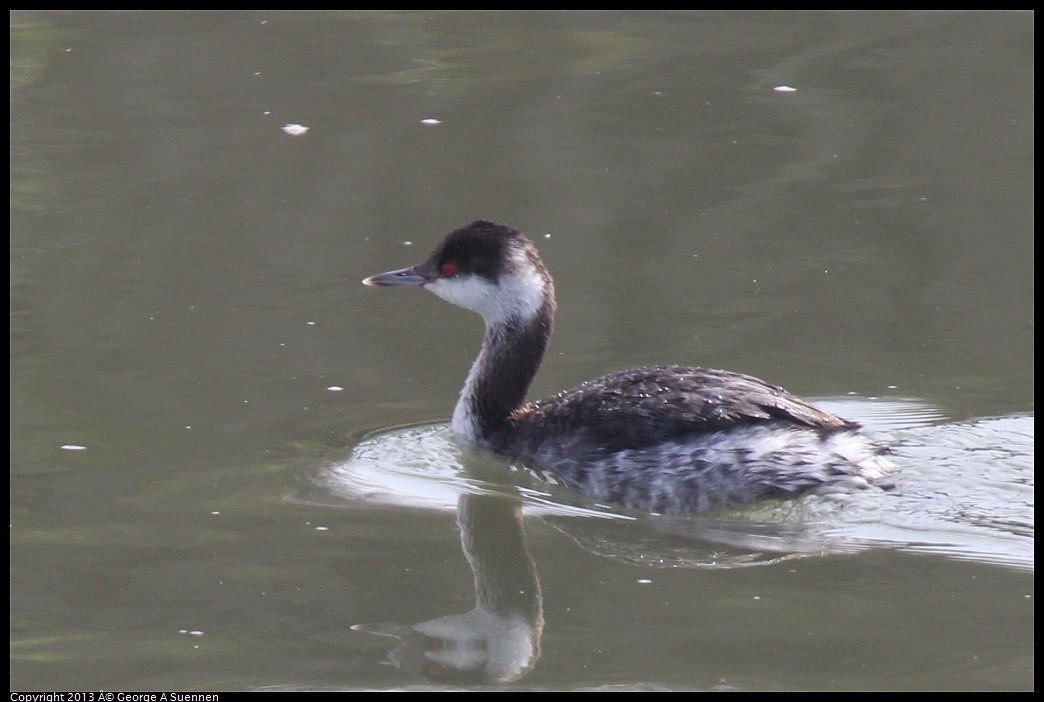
[[362, 266, 430, 287]]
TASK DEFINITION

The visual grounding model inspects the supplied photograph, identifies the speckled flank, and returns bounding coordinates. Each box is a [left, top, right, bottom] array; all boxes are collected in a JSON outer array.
[[514, 424, 893, 514]]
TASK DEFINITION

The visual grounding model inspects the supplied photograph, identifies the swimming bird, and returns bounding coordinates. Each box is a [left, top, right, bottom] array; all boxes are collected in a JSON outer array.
[[363, 220, 894, 514]]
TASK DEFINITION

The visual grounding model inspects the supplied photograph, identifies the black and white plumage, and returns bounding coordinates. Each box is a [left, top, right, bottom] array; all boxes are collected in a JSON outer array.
[[363, 220, 894, 514]]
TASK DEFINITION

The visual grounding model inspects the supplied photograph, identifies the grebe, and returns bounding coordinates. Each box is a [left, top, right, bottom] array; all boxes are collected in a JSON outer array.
[[363, 220, 894, 514]]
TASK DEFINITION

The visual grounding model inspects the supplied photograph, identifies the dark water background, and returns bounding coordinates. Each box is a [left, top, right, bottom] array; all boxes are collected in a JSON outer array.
[[11, 11, 1032, 690]]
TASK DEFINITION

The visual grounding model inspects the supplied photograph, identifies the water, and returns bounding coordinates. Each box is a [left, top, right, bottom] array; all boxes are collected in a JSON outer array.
[[10, 11, 1033, 690]]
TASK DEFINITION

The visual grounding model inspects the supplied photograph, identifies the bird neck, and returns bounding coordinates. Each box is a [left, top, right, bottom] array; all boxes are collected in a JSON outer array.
[[451, 303, 553, 443]]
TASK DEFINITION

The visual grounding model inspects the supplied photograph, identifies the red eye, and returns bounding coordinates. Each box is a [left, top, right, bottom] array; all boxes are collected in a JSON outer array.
[[440, 262, 457, 277]]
